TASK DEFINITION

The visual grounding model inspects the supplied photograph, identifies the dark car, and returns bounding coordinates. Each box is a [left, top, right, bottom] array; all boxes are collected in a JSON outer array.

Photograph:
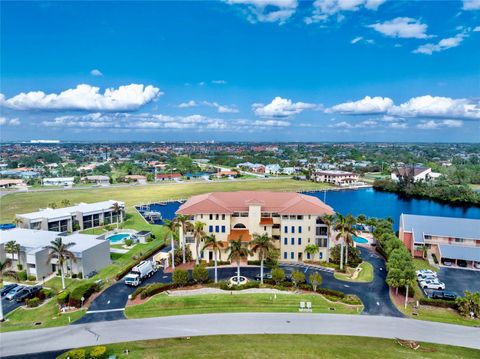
[[1, 283, 18, 297], [13, 286, 42, 303], [457, 260, 467, 268], [254, 272, 272, 281], [431, 290, 458, 300]]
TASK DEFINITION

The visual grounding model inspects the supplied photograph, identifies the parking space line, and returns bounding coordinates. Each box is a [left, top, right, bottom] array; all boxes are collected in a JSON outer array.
[[86, 308, 125, 314]]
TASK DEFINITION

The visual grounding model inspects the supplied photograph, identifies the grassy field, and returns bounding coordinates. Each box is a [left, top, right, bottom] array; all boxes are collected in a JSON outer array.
[[0, 179, 332, 222], [413, 258, 439, 272], [125, 292, 363, 319], [334, 262, 374, 282], [0, 299, 85, 333], [57, 334, 480, 359]]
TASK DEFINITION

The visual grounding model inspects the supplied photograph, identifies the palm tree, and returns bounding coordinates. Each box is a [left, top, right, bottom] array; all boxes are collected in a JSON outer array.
[[366, 217, 377, 232], [5, 241, 17, 262], [192, 221, 206, 265], [202, 234, 223, 283], [250, 233, 275, 284], [12, 217, 23, 228], [111, 202, 122, 229], [344, 214, 358, 265], [304, 244, 319, 261], [175, 214, 193, 264], [321, 213, 335, 263], [334, 213, 352, 271], [164, 219, 179, 269], [0, 259, 18, 321], [45, 237, 76, 290], [357, 214, 366, 228], [227, 238, 251, 285]]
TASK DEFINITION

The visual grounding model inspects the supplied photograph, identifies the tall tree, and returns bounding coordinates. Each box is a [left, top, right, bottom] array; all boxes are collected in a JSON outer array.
[[5, 241, 18, 262], [192, 221, 206, 265], [202, 234, 223, 283], [164, 219, 179, 269], [0, 259, 18, 321], [45, 237, 76, 290], [111, 202, 122, 229], [344, 214, 358, 265], [334, 213, 354, 270], [304, 244, 319, 261], [250, 233, 275, 284], [227, 238, 251, 285], [175, 214, 193, 264]]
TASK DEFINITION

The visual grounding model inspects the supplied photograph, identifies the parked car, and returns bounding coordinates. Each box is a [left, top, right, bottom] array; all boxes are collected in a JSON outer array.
[[443, 260, 453, 267], [14, 286, 42, 303], [420, 279, 445, 290], [417, 274, 437, 281], [457, 260, 467, 268], [431, 290, 458, 301], [254, 272, 272, 281], [416, 269, 437, 277], [1, 283, 18, 297], [5, 285, 25, 300]]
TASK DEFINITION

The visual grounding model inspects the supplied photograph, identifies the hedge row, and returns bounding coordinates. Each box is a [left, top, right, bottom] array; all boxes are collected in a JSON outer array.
[[57, 281, 99, 308], [419, 298, 458, 309], [139, 283, 178, 299], [115, 243, 166, 281], [59, 346, 107, 359]]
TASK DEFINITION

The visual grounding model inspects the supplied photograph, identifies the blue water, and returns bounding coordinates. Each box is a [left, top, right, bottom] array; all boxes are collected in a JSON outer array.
[[136, 202, 183, 224], [107, 233, 130, 243], [137, 188, 480, 230], [353, 235, 369, 244]]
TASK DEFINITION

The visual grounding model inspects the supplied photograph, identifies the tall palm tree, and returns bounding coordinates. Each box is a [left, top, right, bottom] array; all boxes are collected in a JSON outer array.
[[164, 219, 179, 269], [5, 241, 17, 262], [366, 217, 377, 232], [304, 244, 319, 261], [12, 217, 24, 228], [250, 233, 275, 284], [334, 213, 348, 270], [45, 237, 76, 290], [111, 202, 122, 229], [202, 234, 223, 283], [227, 238, 251, 285], [0, 259, 18, 321], [175, 214, 193, 264], [192, 221, 206, 265], [344, 214, 358, 265], [357, 214, 366, 227], [321, 213, 335, 263]]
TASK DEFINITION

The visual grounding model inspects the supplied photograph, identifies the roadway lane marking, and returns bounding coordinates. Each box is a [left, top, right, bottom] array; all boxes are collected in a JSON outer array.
[[86, 308, 125, 314]]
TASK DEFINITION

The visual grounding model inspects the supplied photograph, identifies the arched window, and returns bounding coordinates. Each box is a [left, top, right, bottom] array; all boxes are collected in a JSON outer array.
[[233, 223, 246, 229]]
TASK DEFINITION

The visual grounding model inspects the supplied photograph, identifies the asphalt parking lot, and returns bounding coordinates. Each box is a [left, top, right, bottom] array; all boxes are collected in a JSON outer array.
[[437, 267, 480, 295], [1, 296, 21, 316]]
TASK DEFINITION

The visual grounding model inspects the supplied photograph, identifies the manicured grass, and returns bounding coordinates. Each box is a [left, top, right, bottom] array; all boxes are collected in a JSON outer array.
[[0, 299, 85, 333], [413, 258, 439, 272], [125, 293, 363, 319], [110, 252, 126, 261], [80, 227, 108, 235], [0, 179, 332, 222], [334, 262, 374, 283], [43, 276, 80, 293], [57, 335, 480, 359]]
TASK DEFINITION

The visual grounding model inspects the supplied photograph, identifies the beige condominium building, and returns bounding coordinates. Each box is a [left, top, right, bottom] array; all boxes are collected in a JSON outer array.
[[176, 191, 334, 263]]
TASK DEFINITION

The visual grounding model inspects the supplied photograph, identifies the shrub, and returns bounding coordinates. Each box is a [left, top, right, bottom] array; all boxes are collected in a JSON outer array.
[[27, 275, 36, 281], [218, 280, 260, 291], [62, 348, 85, 359], [342, 295, 362, 305], [173, 247, 193, 266], [291, 270, 306, 287], [26, 297, 40, 307], [192, 265, 209, 284], [317, 288, 346, 301], [419, 298, 458, 309], [131, 286, 146, 300], [72, 273, 78, 279], [206, 260, 230, 267], [309, 272, 323, 291], [77, 272, 83, 279], [330, 245, 362, 267], [146, 236, 153, 243], [57, 291, 70, 305], [172, 269, 189, 287], [69, 282, 98, 307], [16, 263, 23, 271], [37, 288, 53, 300], [89, 346, 108, 359], [140, 283, 178, 299], [18, 270, 27, 281], [456, 291, 480, 318], [271, 267, 285, 285], [247, 260, 261, 266], [125, 238, 133, 246]]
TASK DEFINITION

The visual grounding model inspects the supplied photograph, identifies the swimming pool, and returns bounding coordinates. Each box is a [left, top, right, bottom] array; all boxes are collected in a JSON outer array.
[[106, 233, 130, 243], [353, 235, 369, 244]]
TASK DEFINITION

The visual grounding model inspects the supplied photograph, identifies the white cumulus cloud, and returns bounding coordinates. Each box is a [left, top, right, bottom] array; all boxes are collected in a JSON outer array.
[[326, 96, 394, 115], [177, 100, 198, 108], [1, 84, 162, 111], [227, 0, 298, 24], [305, 0, 385, 24], [90, 69, 103, 77], [368, 17, 431, 39], [253, 96, 318, 118], [0, 116, 21, 126], [416, 119, 463, 129], [463, 0, 480, 10], [413, 33, 468, 55], [203, 101, 239, 113]]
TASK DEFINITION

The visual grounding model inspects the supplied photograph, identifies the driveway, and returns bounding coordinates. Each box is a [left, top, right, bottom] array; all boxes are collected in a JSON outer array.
[[2, 313, 480, 357], [437, 267, 480, 295], [1, 297, 21, 316], [75, 246, 401, 324]]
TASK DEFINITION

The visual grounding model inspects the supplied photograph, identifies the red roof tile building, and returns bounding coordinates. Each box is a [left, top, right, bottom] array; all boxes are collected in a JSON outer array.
[[176, 191, 335, 263]]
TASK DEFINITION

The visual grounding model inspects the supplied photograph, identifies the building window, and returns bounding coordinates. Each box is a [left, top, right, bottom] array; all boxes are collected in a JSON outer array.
[[284, 252, 287, 259], [308, 226, 310, 231], [209, 225, 213, 233], [298, 226, 302, 233], [264, 226, 267, 231], [209, 214, 213, 220], [201, 214, 203, 219], [284, 238, 288, 245], [221, 226, 225, 233], [291, 252, 294, 259], [215, 225, 219, 233], [319, 252, 323, 259], [307, 253, 310, 259], [222, 214, 225, 220], [298, 238, 301, 245], [291, 238, 295, 245], [291, 226, 295, 233], [284, 226, 288, 233]]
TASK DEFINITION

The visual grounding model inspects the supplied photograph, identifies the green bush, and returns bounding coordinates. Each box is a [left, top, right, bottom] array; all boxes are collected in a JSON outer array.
[[88, 346, 107, 359], [18, 270, 27, 281], [172, 269, 189, 287], [342, 295, 362, 305], [218, 280, 260, 291], [140, 283, 178, 299], [131, 286, 146, 300], [69, 282, 98, 307], [78, 272, 83, 279], [456, 291, 480, 318], [317, 288, 346, 301], [125, 238, 133, 246], [26, 297, 40, 307], [192, 265, 209, 284], [271, 267, 285, 285], [330, 245, 362, 267], [16, 263, 23, 271], [62, 348, 85, 359], [57, 290, 70, 305], [37, 288, 53, 300], [309, 272, 323, 291], [247, 260, 261, 265], [291, 270, 306, 287], [419, 298, 458, 309], [173, 247, 193, 266], [146, 236, 153, 243], [72, 273, 78, 279], [27, 274, 36, 281], [206, 260, 230, 267]]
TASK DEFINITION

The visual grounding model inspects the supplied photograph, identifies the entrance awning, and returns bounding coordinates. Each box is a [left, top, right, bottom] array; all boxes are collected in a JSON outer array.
[[438, 245, 480, 262]]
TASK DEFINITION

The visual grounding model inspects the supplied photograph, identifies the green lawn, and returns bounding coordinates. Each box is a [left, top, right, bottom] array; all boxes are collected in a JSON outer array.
[[80, 227, 108, 235], [0, 299, 85, 333], [57, 335, 480, 359], [43, 276, 80, 293], [413, 258, 439, 272], [334, 262, 374, 283], [125, 292, 363, 319]]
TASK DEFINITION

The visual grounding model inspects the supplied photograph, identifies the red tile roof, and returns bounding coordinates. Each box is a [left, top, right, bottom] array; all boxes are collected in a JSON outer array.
[[176, 191, 334, 216], [227, 229, 251, 242], [260, 218, 274, 225], [156, 173, 182, 179]]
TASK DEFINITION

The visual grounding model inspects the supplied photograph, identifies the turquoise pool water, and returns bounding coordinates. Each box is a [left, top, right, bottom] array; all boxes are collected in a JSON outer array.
[[107, 233, 130, 243], [353, 235, 369, 244]]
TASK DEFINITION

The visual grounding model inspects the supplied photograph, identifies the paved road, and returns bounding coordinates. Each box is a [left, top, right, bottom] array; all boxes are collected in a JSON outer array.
[[75, 246, 401, 324], [1, 297, 21, 317], [2, 313, 479, 357]]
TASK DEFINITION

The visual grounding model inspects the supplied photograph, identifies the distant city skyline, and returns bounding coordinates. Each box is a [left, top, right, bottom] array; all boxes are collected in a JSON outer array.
[[1, 0, 479, 142]]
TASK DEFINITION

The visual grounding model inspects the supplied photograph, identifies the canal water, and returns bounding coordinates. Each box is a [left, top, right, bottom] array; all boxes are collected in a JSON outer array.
[[138, 188, 480, 230]]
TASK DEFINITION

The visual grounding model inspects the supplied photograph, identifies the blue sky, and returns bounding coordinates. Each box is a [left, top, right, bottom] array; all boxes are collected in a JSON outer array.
[[1, 0, 479, 142]]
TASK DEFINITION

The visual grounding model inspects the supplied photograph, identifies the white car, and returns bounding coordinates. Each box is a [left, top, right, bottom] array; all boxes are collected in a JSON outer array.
[[420, 279, 445, 290], [417, 274, 437, 282], [416, 269, 437, 277]]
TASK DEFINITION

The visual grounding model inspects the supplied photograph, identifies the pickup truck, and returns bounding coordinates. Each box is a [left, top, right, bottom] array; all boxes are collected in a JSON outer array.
[[124, 260, 157, 286], [14, 286, 42, 302]]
